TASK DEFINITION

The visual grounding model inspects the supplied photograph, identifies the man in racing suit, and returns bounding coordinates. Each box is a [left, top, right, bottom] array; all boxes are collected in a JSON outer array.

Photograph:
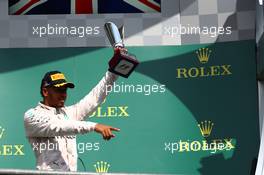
[[24, 70, 119, 171]]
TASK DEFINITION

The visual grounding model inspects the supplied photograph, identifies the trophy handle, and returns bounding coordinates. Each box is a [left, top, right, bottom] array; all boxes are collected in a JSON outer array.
[[104, 22, 124, 47], [118, 26, 124, 44]]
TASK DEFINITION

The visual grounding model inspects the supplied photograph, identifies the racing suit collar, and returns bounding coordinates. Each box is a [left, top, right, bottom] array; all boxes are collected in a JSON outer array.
[[38, 102, 59, 112]]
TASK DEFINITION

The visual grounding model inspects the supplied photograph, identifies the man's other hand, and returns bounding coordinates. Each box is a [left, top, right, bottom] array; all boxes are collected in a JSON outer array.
[[94, 124, 120, 140]]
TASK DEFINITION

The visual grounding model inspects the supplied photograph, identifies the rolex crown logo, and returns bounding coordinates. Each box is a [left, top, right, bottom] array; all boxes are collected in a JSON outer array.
[[198, 121, 214, 137], [94, 161, 110, 173], [196, 48, 212, 64]]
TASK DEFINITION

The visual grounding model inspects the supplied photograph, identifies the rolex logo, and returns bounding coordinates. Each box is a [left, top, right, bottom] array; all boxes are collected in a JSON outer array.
[[94, 161, 110, 173], [0, 126, 5, 139], [196, 48, 212, 64], [198, 121, 214, 137]]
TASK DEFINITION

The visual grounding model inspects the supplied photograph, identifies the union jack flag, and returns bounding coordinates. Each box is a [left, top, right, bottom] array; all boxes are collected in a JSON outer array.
[[9, 0, 161, 15]]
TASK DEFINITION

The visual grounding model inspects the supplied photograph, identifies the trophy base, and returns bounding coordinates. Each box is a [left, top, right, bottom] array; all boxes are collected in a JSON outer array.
[[109, 50, 139, 78]]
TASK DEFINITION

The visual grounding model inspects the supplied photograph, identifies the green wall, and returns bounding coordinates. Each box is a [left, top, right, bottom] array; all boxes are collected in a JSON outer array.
[[0, 40, 259, 175]]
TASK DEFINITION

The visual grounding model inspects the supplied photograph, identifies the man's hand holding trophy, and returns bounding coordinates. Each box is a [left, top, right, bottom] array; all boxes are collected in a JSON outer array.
[[104, 22, 139, 78]]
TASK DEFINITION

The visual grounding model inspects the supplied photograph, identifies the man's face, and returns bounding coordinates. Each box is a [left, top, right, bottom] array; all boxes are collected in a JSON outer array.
[[43, 86, 68, 108]]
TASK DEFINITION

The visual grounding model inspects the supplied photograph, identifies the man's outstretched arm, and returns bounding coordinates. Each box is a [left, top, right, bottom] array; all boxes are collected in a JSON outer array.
[[24, 108, 119, 139], [67, 71, 118, 121]]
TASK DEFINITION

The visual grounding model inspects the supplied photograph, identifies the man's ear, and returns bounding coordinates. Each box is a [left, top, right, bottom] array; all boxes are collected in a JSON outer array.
[[42, 88, 49, 97]]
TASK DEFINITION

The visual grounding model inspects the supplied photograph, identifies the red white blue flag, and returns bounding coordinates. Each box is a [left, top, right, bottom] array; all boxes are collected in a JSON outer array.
[[9, 0, 161, 15]]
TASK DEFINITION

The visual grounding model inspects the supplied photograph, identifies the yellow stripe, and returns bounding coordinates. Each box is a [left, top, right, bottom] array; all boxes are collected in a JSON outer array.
[[54, 82, 67, 87], [50, 73, 66, 81]]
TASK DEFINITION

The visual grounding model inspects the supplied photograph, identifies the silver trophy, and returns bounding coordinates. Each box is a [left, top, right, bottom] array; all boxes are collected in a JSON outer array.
[[104, 22, 139, 78]]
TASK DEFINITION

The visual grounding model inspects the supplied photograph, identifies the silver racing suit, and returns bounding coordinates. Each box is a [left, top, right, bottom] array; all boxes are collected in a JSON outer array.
[[24, 71, 118, 171]]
